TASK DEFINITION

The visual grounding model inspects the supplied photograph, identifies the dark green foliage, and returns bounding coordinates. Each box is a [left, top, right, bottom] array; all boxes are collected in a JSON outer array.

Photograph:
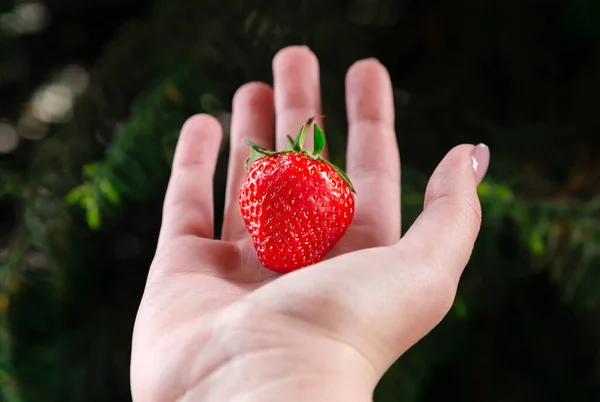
[[1, 0, 600, 401], [65, 65, 225, 229]]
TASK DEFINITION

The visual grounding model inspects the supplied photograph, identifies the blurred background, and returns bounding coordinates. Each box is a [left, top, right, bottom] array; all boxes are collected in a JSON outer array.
[[1, 0, 599, 401]]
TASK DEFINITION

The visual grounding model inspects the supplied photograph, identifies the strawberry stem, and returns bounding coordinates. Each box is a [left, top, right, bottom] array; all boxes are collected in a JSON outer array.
[[243, 116, 356, 194], [292, 116, 315, 152], [286, 135, 295, 150]]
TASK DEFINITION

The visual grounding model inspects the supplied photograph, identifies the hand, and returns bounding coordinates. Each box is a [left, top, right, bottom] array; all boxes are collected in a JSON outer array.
[[130, 46, 490, 402]]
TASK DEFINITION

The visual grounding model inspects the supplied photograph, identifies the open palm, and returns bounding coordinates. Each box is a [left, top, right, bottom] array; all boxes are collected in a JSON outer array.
[[130, 46, 490, 401]]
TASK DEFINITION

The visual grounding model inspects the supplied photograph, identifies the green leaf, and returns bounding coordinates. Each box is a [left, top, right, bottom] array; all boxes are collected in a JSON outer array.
[[84, 198, 101, 230], [495, 185, 514, 201], [244, 156, 252, 171], [286, 135, 295, 150], [99, 179, 120, 205], [83, 163, 99, 178], [292, 116, 315, 151], [477, 181, 490, 198], [245, 140, 273, 155], [530, 232, 546, 255], [65, 188, 84, 205], [313, 124, 325, 155], [106, 173, 129, 196], [250, 147, 264, 162], [244, 140, 271, 170], [295, 125, 308, 151]]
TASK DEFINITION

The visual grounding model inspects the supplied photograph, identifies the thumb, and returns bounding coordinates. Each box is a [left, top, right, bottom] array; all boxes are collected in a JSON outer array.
[[398, 143, 490, 278]]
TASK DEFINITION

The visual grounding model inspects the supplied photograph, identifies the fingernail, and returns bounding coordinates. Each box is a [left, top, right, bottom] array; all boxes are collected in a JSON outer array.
[[363, 57, 380, 63], [471, 143, 490, 184]]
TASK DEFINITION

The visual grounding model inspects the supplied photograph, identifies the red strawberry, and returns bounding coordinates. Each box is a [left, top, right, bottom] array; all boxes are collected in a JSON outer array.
[[238, 116, 355, 274]]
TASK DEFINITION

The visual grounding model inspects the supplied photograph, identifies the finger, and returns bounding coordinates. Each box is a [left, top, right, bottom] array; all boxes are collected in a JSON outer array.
[[345, 58, 400, 247], [273, 46, 326, 157], [221, 82, 275, 241], [398, 143, 490, 274], [157, 114, 222, 248], [249, 144, 490, 378]]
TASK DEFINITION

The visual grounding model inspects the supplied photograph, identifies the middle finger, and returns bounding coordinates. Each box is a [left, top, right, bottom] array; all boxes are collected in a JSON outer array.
[[273, 46, 326, 157]]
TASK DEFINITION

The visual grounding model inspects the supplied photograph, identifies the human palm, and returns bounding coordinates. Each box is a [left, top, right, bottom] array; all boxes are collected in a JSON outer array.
[[130, 46, 490, 402]]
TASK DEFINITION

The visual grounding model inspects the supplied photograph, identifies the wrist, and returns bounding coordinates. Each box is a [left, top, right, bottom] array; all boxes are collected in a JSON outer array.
[[178, 343, 374, 402], [179, 307, 376, 401], [179, 371, 371, 402]]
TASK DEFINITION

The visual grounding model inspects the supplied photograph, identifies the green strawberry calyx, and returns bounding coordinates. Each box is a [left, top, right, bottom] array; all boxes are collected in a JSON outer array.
[[243, 116, 356, 193]]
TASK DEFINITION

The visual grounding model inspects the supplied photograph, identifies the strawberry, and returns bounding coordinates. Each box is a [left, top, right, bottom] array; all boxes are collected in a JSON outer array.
[[238, 116, 355, 274]]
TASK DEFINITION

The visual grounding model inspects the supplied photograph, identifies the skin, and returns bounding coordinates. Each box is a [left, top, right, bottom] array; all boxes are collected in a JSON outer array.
[[130, 46, 491, 402]]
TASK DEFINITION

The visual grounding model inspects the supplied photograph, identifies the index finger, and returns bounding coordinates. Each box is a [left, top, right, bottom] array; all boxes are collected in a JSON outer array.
[[157, 114, 222, 249]]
